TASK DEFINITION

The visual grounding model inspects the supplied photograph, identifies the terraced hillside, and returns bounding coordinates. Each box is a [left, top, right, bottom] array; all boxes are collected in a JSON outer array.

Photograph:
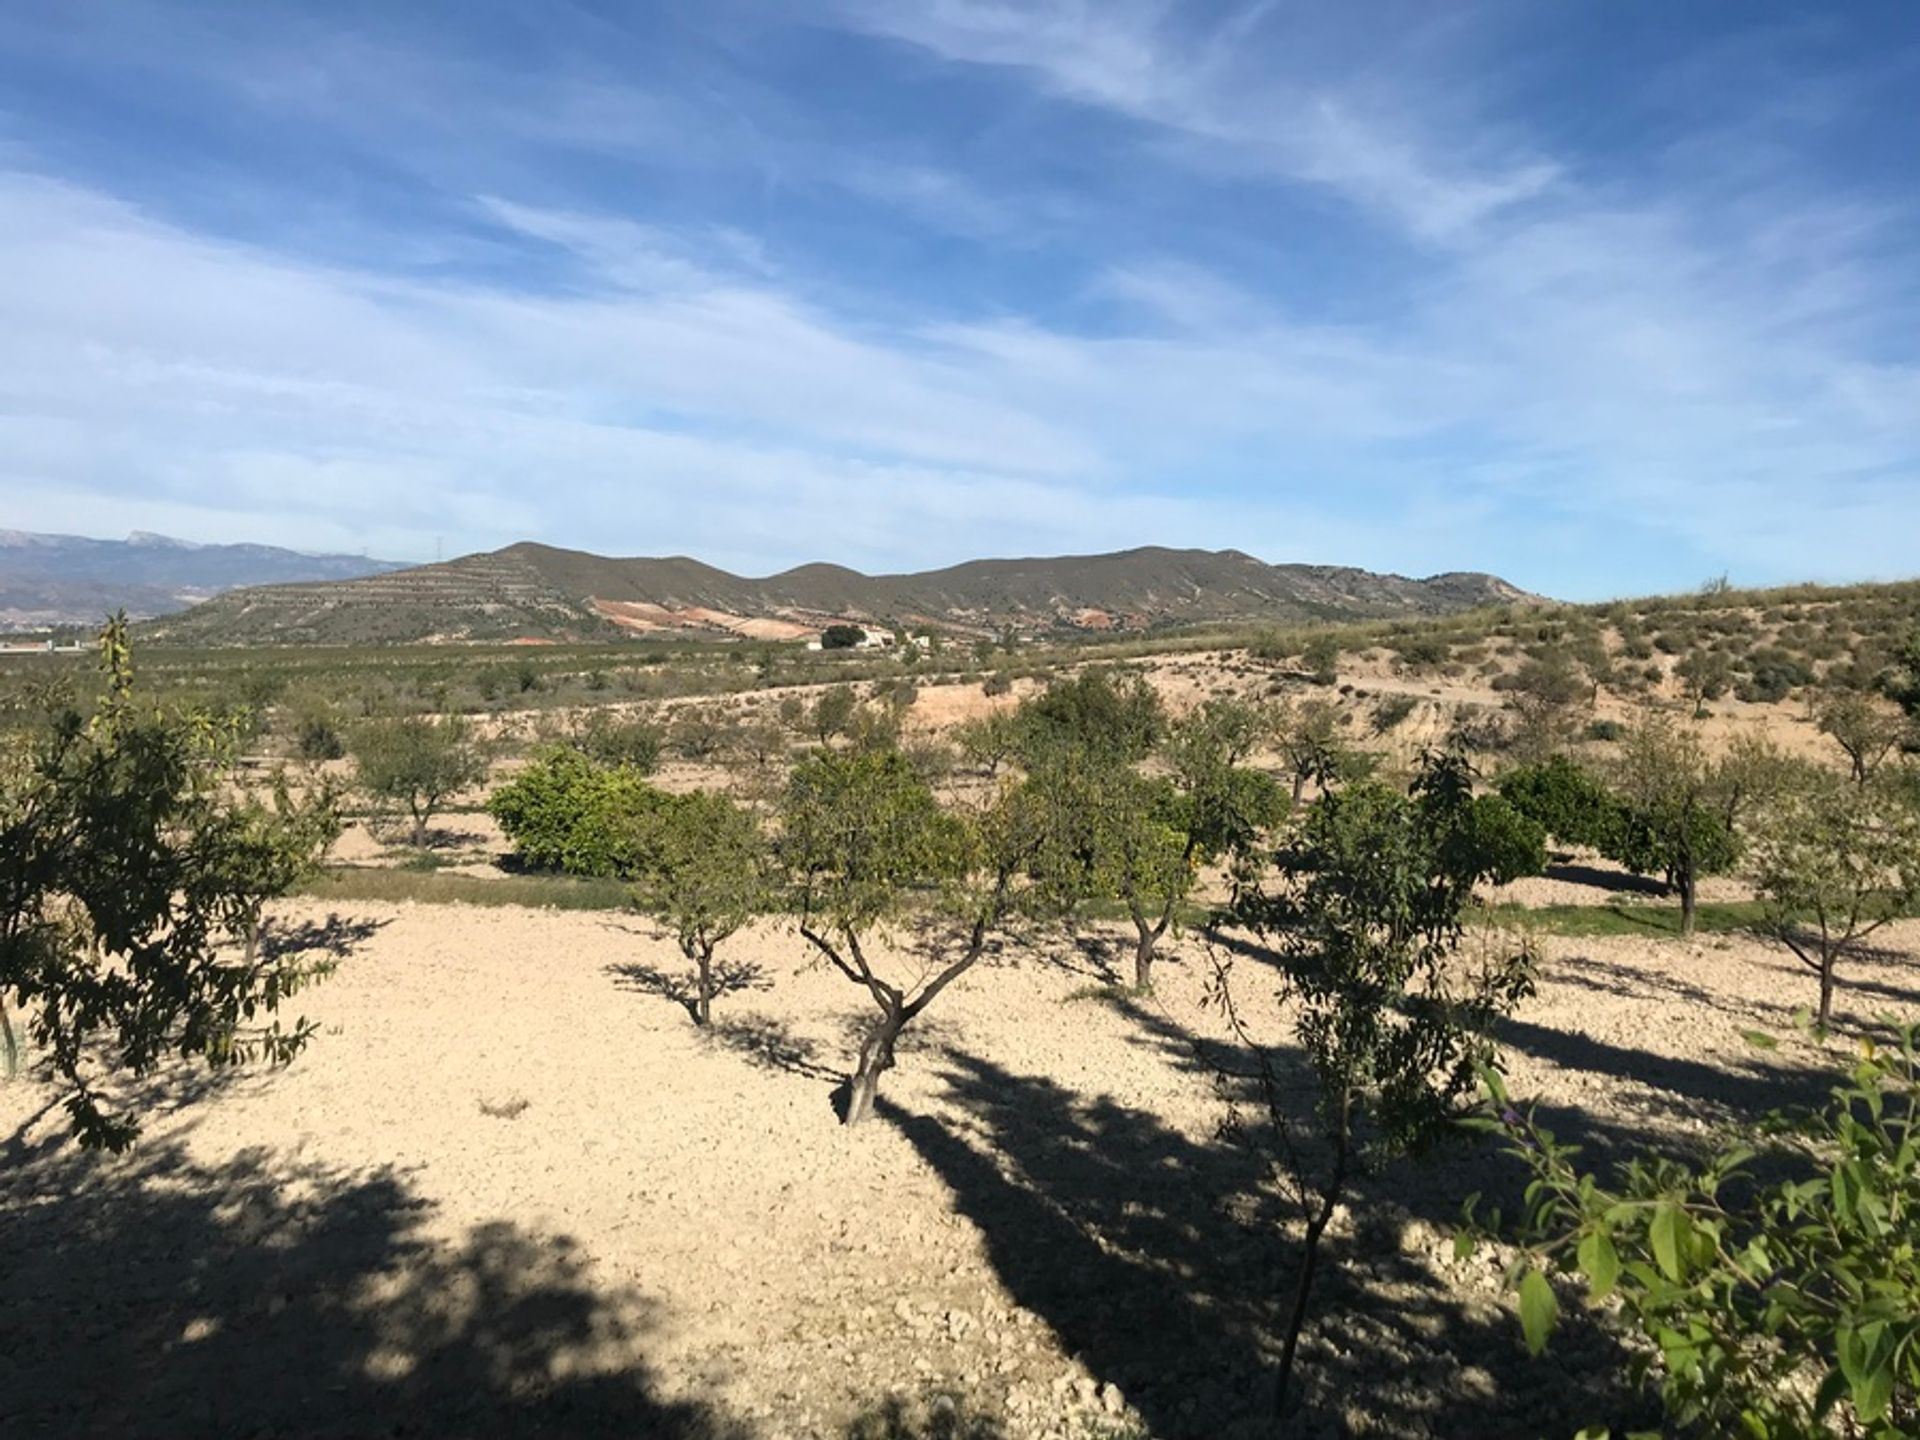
[[147, 542, 1531, 646]]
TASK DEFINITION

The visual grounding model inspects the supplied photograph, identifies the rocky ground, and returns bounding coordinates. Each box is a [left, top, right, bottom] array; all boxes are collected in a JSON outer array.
[[5, 883, 1913, 1439]]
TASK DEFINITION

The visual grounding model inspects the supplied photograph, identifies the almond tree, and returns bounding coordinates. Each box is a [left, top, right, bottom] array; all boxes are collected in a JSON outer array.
[[350, 713, 487, 847], [633, 790, 770, 1026], [1818, 690, 1909, 785], [1610, 714, 1737, 936], [780, 747, 1039, 1125], [1032, 698, 1288, 990], [1749, 766, 1920, 1027], [1215, 750, 1539, 1415]]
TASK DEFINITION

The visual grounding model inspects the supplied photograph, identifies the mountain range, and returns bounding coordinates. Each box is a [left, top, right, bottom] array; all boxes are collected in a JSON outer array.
[[139, 540, 1533, 646], [0, 530, 404, 629]]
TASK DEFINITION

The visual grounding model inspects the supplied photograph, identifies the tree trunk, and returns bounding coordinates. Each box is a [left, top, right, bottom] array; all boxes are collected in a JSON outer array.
[[1275, 1191, 1338, 1421], [845, 1007, 904, 1127], [1133, 925, 1157, 992], [1818, 954, 1836, 1029], [694, 947, 713, 1027], [1678, 866, 1697, 938], [1, 993, 17, 1081], [411, 808, 429, 848], [1291, 772, 1306, 805]]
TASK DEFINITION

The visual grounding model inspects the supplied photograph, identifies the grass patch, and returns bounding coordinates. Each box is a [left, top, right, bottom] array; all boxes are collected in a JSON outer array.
[[1481, 899, 1768, 939], [297, 866, 632, 912]]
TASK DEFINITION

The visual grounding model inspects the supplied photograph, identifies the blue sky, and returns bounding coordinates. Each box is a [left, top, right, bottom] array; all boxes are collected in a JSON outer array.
[[1, 2, 1916, 598]]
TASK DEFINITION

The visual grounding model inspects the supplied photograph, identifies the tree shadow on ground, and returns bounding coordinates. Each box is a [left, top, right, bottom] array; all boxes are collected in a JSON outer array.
[[0, 1126, 750, 1440], [882, 1047, 1645, 1439], [260, 911, 391, 963], [1546, 950, 1745, 1015], [1540, 862, 1668, 897], [608, 958, 773, 1023], [704, 1014, 842, 1083]]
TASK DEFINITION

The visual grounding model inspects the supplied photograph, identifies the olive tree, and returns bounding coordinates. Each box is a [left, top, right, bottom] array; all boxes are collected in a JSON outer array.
[[0, 618, 345, 1147], [780, 747, 1039, 1126], [1215, 750, 1539, 1414], [350, 713, 487, 846], [633, 791, 771, 1026], [1749, 767, 1920, 1028]]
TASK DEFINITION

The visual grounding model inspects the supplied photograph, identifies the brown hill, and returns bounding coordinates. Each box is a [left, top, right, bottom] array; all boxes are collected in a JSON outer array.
[[144, 542, 1533, 646]]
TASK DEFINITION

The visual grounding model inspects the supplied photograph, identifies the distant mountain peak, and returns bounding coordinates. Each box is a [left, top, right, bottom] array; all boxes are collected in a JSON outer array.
[[0, 529, 405, 630]]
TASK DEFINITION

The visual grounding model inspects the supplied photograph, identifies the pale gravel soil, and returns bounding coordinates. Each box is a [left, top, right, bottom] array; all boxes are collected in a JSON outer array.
[[5, 894, 1915, 1440]]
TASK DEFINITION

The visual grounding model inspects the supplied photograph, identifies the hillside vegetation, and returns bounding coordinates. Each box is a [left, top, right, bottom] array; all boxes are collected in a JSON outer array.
[[141, 542, 1529, 646]]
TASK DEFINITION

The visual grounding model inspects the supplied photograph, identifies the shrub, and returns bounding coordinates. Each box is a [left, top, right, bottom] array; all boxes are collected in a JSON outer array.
[[487, 748, 668, 877], [1302, 634, 1341, 686], [1372, 693, 1419, 734]]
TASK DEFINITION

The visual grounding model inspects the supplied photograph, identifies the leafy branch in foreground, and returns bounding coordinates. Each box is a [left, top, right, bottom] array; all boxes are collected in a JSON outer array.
[[1473, 1021, 1920, 1439], [0, 615, 344, 1148]]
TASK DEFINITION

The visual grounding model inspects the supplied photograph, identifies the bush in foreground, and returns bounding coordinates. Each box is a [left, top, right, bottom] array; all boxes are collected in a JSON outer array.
[[1481, 1021, 1920, 1437]]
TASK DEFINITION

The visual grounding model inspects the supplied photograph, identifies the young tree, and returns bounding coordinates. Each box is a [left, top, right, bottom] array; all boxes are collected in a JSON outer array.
[[1818, 690, 1909, 784], [780, 748, 1038, 1125], [350, 713, 487, 847], [1014, 667, 1164, 768], [809, 684, 859, 746], [1609, 716, 1737, 936], [952, 710, 1022, 778], [1272, 698, 1352, 804], [1215, 751, 1538, 1415], [0, 617, 345, 1147], [1485, 1022, 1920, 1436], [633, 791, 770, 1026], [1748, 767, 1920, 1028]]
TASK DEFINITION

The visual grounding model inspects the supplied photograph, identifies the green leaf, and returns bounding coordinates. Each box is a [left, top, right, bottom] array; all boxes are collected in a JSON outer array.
[[1453, 1230, 1476, 1262], [1837, 1322, 1896, 1422], [1578, 1228, 1621, 1301], [1739, 1028, 1779, 1050], [1650, 1202, 1686, 1281], [1518, 1267, 1558, 1355]]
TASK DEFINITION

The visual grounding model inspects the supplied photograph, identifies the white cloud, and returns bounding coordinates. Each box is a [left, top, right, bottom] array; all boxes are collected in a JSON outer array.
[[1, 2, 1918, 596]]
